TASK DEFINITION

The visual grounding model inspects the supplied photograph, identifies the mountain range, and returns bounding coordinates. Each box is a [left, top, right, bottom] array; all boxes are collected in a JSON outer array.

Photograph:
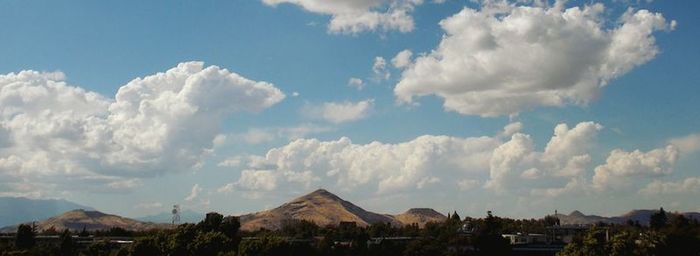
[[237, 189, 446, 231], [3, 189, 699, 233], [0, 197, 93, 227], [555, 209, 700, 225]]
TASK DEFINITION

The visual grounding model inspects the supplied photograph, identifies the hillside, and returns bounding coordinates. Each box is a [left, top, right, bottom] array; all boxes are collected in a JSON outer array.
[[0, 197, 93, 227], [0, 209, 171, 233], [238, 189, 445, 231], [394, 208, 447, 227]]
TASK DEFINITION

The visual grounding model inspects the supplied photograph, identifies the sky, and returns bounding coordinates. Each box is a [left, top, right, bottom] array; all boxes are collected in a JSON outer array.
[[0, 0, 698, 219]]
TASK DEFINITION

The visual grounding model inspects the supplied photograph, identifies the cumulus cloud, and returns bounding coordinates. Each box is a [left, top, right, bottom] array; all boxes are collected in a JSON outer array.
[[348, 77, 365, 90], [221, 122, 605, 196], [0, 62, 285, 194], [303, 100, 374, 124], [639, 177, 700, 195], [185, 184, 202, 201], [485, 122, 602, 192], [244, 134, 499, 194], [261, 0, 423, 34], [592, 145, 679, 190], [391, 49, 413, 68], [217, 170, 278, 198], [394, 2, 675, 116]]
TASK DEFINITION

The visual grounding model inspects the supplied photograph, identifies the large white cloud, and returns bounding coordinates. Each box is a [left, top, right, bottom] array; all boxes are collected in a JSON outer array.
[[484, 122, 602, 192], [0, 62, 285, 194], [262, 0, 423, 34], [221, 121, 608, 196], [394, 2, 675, 116], [592, 145, 679, 190]]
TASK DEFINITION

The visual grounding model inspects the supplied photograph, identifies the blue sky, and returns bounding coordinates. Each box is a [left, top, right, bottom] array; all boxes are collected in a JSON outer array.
[[0, 0, 698, 219]]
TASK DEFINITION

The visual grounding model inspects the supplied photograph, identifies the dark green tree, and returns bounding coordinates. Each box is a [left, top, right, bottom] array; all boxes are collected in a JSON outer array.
[[189, 231, 231, 255], [15, 223, 36, 249], [649, 207, 668, 229], [474, 211, 510, 256], [197, 212, 224, 233], [451, 211, 461, 222], [59, 229, 76, 256], [130, 236, 163, 256]]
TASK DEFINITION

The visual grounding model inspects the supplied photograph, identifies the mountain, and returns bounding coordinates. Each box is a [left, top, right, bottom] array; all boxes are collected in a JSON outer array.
[[0, 197, 93, 227], [555, 210, 610, 225], [238, 189, 444, 231], [0, 209, 171, 233], [555, 209, 700, 225], [393, 208, 447, 227], [136, 209, 204, 224]]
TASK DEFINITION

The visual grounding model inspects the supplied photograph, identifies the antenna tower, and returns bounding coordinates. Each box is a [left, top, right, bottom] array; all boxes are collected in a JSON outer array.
[[172, 205, 181, 225]]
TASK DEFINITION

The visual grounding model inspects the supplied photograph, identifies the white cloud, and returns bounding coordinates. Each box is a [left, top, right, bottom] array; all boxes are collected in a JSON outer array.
[[218, 170, 277, 193], [303, 100, 374, 124], [372, 57, 390, 81], [231, 131, 502, 194], [639, 177, 700, 195], [219, 121, 690, 201], [394, 2, 675, 116], [185, 184, 202, 201], [668, 133, 700, 156], [348, 77, 365, 90], [0, 62, 285, 195], [592, 145, 679, 190], [391, 49, 413, 68], [499, 122, 523, 137], [485, 122, 602, 192], [262, 0, 423, 34]]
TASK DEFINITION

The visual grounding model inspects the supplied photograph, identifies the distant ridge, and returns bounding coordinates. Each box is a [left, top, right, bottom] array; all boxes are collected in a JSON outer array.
[[238, 189, 446, 231], [0, 197, 93, 227], [555, 209, 700, 225], [394, 208, 447, 227], [0, 209, 171, 233]]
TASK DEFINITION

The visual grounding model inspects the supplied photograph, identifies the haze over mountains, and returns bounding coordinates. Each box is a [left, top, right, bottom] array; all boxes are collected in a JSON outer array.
[[0, 197, 93, 227]]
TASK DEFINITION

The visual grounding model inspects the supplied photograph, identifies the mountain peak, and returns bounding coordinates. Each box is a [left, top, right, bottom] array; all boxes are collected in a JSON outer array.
[[239, 189, 399, 231], [569, 210, 585, 217]]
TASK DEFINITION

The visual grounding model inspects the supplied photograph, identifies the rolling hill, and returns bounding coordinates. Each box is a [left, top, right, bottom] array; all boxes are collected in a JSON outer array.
[[394, 208, 447, 227], [0, 209, 171, 233], [238, 189, 445, 231], [0, 197, 93, 227]]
